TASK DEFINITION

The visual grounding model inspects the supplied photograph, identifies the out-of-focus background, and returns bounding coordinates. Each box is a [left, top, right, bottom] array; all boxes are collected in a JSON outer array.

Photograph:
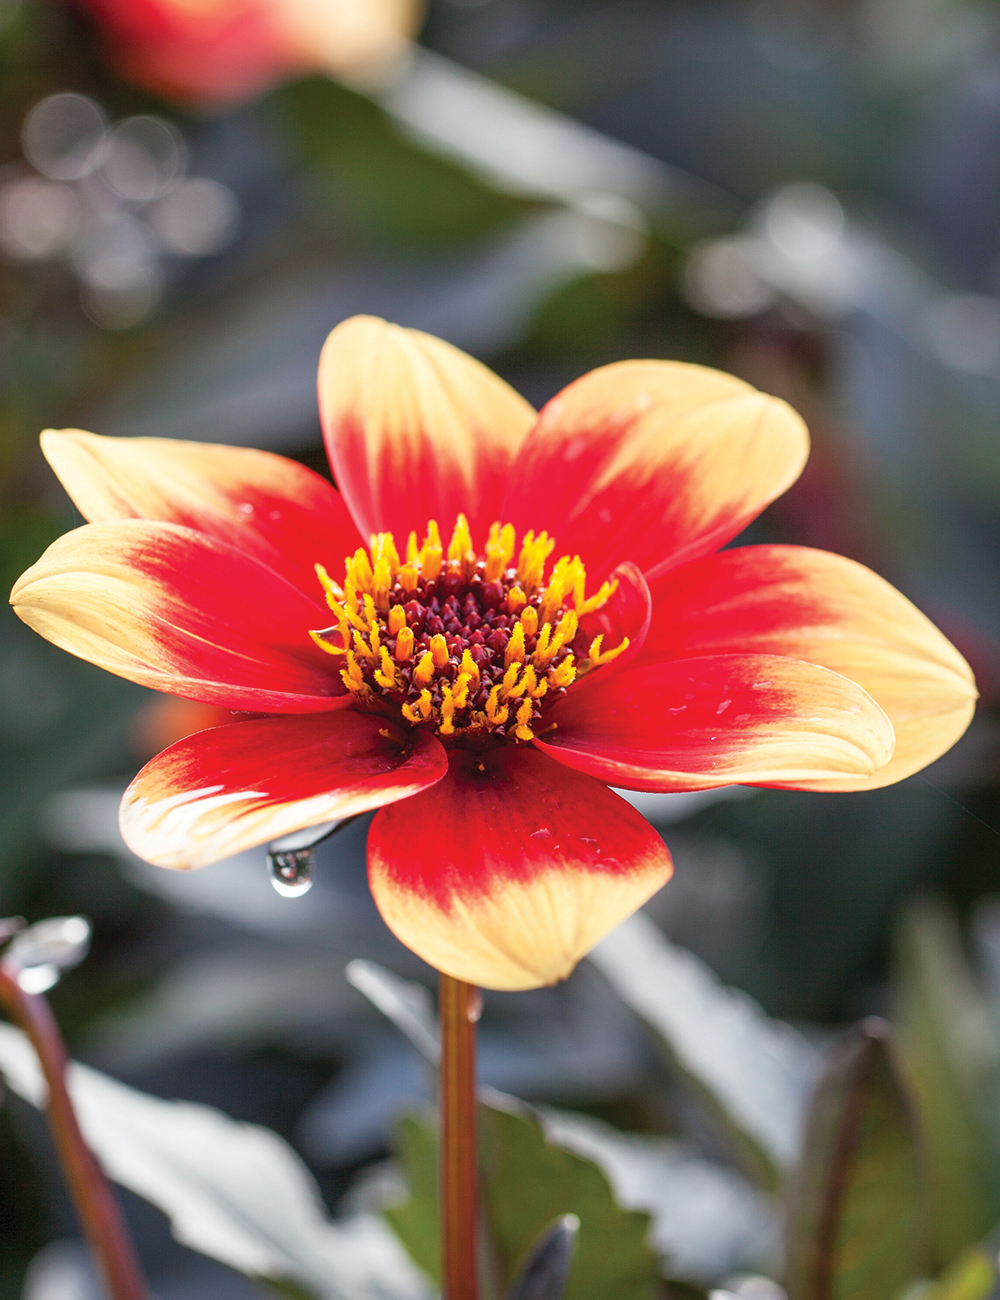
[[2, 0, 1000, 1296]]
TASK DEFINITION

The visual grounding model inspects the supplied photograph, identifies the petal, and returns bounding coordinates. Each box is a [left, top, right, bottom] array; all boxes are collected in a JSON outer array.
[[368, 746, 672, 990], [318, 315, 536, 545], [535, 653, 895, 791], [121, 712, 447, 870], [41, 429, 362, 596], [10, 520, 347, 712], [501, 361, 809, 582], [642, 545, 978, 791]]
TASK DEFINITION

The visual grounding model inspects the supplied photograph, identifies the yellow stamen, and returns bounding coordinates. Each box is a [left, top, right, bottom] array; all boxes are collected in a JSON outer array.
[[504, 621, 525, 667], [419, 521, 443, 582], [485, 685, 509, 726], [370, 532, 400, 576], [430, 634, 450, 668], [314, 563, 342, 609], [372, 556, 392, 612], [539, 555, 582, 623], [387, 605, 406, 636], [459, 648, 480, 685], [517, 530, 555, 593], [352, 628, 372, 660], [514, 698, 535, 741], [413, 650, 435, 687], [453, 671, 473, 710], [555, 608, 578, 647], [505, 585, 526, 615], [439, 683, 456, 735], [588, 634, 630, 667], [484, 522, 516, 581], [402, 688, 434, 724], [501, 661, 520, 696], [349, 547, 374, 592], [506, 663, 535, 700], [447, 513, 475, 577], [578, 578, 618, 616], [395, 627, 414, 662], [374, 647, 398, 689], [400, 563, 419, 593], [532, 624, 552, 667], [519, 606, 538, 637], [341, 651, 366, 693], [548, 655, 576, 689], [401, 688, 433, 724], [406, 531, 419, 563]]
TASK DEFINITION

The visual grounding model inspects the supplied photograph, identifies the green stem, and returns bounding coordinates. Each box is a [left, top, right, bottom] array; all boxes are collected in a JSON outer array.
[[0, 961, 149, 1300], [439, 973, 480, 1300]]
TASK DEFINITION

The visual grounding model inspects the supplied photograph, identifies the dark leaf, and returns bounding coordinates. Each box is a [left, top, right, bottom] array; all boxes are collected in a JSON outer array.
[[506, 1214, 578, 1300], [785, 1018, 928, 1300]]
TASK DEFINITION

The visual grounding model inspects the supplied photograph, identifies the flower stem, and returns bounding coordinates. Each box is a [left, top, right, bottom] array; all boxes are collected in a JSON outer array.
[[0, 961, 149, 1300], [439, 973, 479, 1300]]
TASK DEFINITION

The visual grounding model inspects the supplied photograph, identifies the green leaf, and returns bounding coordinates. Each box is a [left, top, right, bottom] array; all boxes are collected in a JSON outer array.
[[386, 1097, 661, 1300], [893, 897, 1000, 1267], [384, 1115, 441, 1285], [785, 1019, 928, 1300]]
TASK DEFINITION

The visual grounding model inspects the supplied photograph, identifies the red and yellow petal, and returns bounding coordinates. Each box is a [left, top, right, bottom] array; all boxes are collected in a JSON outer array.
[[501, 360, 808, 583], [535, 653, 895, 792], [367, 746, 672, 990], [318, 315, 536, 546], [121, 712, 447, 870], [10, 520, 347, 712], [41, 429, 362, 595], [643, 546, 977, 790]]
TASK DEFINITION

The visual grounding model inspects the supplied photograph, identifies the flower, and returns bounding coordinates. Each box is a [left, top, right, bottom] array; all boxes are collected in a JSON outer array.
[[10, 316, 976, 989], [71, 0, 422, 104]]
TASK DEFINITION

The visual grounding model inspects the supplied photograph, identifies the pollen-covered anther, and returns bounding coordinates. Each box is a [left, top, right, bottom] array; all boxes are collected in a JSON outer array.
[[310, 515, 625, 741]]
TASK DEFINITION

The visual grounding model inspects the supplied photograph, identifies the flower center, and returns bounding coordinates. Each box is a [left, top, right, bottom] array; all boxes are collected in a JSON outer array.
[[310, 514, 627, 743]]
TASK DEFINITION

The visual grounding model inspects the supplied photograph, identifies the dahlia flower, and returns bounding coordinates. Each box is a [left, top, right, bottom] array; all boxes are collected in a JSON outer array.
[[71, 0, 421, 104], [11, 316, 976, 989]]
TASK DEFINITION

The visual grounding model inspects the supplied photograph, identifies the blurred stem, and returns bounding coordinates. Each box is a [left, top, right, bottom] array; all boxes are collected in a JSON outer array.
[[439, 973, 480, 1300], [0, 961, 149, 1300]]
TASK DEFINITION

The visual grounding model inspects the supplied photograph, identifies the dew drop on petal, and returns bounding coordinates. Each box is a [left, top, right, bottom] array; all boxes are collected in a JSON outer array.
[[530, 827, 553, 840], [268, 847, 314, 897]]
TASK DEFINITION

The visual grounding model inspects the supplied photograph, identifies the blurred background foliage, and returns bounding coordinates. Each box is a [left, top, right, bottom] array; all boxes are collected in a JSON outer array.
[[2, 0, 1000, 1296]]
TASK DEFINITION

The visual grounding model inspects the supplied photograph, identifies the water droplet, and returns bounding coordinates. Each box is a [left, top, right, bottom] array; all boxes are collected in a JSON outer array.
[[268, 847, 314, 897], [530, 828, 552, 840], [579, 837, 598, 846], [17, 963, 59, 994]]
